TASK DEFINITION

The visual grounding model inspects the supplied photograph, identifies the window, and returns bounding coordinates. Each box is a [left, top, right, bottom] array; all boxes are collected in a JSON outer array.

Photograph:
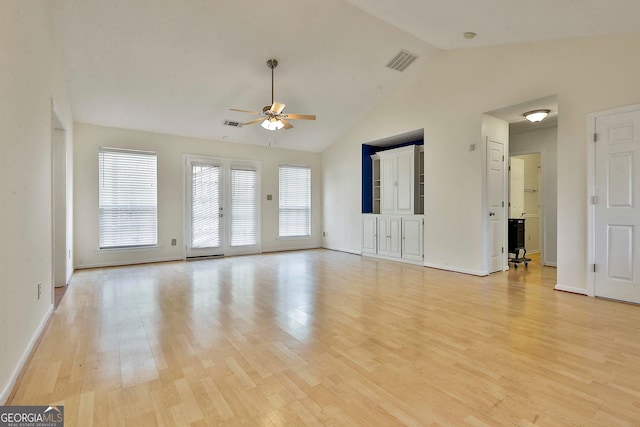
[[99, 148, 157, 248], [279, 165, 311, 237], [230, 168, 258, 246]]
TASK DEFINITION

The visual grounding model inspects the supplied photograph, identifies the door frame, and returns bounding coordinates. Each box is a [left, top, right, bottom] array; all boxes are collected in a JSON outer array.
[[51, 100, 68, 299], [509, 151, 546, 265], [587, 102, 640, 297]]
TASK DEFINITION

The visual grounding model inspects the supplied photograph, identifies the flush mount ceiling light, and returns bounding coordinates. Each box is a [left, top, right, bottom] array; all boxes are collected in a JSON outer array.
[[523, 109, 551, 123], [463, 32, 476, 39]]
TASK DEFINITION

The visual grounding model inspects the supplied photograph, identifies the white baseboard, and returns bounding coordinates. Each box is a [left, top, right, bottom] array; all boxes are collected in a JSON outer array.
[[75, 256, 183, 270], [262, 245, 321, 254], [423, 261, 489, 277], [543, 260, 557, 267], [554, 284, 588, 295], [323, 246, 361, 255], [0, 304, 53, 404], [361, 252, 423, 266]]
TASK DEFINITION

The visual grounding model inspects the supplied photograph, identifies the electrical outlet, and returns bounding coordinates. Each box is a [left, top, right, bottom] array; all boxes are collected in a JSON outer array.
[[171, 238, 177, 246], [37, 283, 41, 300]]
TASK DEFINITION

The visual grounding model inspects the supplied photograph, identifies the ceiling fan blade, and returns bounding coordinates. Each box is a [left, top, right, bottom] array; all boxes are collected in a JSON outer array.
[[283, 113, 316, 121], [280, 119, 294, 129], [230, 108, 261, 115], [242, 118, 264, 126], [270, 102, 286, 114]]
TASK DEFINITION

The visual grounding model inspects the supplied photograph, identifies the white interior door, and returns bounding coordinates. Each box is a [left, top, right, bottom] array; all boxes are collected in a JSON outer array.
[[594, 110, 640, 303], [487, 139, 505, 272], [510, 157, 524, 218], [186, 160, 224, 258]]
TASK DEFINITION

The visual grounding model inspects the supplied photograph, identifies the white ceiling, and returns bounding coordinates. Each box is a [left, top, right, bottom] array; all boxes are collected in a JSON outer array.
[[56, 0, 640, 152]]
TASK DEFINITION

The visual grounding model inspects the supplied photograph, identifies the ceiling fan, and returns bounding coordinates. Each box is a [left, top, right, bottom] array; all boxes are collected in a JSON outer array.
[[230, 59, 316, 131]]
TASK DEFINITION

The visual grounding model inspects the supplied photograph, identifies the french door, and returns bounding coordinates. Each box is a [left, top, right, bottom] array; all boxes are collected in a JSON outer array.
[[185, 155, 260, 258]]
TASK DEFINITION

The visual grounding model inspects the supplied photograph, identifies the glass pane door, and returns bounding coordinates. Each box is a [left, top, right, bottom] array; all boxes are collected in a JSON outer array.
[[186, 161, 224, 258]]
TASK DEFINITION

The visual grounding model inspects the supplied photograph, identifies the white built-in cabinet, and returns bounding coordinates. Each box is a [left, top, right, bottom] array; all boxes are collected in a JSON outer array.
[[377, 215, 402, 257], [361, 214, 423, 264], [401, 215, 424, 262], [377, 145, 422, 215], [362, 214, 378, 255], [363, 144, 424, 265]]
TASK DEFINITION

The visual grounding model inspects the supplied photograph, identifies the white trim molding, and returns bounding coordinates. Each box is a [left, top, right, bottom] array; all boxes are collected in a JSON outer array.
[[554, 284, 588, 295], [75, 256, 183, 270], [424, 261, 489, 277], [324, 246, 361, 255]]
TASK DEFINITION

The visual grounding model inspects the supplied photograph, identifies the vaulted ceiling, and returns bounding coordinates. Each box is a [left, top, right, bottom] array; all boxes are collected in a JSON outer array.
[[57, 0, 640, 152]]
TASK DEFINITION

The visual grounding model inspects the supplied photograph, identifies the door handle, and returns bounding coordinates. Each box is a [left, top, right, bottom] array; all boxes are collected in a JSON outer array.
[[489, 211, 495, 216]]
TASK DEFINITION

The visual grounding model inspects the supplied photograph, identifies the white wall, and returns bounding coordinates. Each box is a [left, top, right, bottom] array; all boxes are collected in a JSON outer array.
[[0, 1, 74, 403], [74, 123, 322, 268], [511, 126, 557, 266], [322, 32, 640, 292]]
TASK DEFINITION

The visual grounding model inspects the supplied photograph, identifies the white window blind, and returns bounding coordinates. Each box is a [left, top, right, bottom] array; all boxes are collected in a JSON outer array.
[[99, 148, 157, 248], [191, 163, 221, 248], [279, 165, 311, 237], [230, 168, 258, 246]]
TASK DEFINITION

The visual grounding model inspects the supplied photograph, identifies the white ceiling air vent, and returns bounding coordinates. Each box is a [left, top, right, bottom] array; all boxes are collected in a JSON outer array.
[[224, 120, 242, 128], [386, 50, 418, 72]]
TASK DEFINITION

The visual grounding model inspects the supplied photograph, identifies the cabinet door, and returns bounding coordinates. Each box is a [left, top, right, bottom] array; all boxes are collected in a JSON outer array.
[[395, 150, 415, 214], [362, 215, 377, 254], [378, 216, 401, 258], [380, 156, 396, 214], [402, 216, 423, 262]]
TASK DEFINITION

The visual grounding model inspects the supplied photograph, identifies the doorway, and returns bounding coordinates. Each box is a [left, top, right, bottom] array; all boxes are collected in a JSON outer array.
[[509, 153, 542, 261], [52, 102, 68, 292]]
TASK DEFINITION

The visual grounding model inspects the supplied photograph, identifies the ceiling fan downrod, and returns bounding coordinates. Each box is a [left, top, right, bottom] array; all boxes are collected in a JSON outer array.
[[267, 59, 278, 106]]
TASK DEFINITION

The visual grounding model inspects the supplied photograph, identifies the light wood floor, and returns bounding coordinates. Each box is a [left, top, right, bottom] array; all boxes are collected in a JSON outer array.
[[9, 249, 640, 426]]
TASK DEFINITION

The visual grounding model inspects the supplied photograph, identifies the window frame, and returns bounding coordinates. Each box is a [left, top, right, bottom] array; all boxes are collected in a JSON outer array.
[[278, 164, 312, 238], [98, 147, 158, 250]]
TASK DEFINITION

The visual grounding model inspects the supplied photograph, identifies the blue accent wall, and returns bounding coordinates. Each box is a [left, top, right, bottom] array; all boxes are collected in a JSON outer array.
[[361, 139, 424, 213], [361, 144, 377, 213]]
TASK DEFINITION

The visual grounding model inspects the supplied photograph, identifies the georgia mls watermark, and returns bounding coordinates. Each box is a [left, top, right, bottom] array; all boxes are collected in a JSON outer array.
[[0, 406, 63, 427]]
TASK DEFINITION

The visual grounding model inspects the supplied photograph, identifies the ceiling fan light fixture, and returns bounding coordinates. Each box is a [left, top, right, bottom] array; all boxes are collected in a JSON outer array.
[[524, 109, 551, 123], [229, 59, 316, 131], [261, 118, 284, 131]]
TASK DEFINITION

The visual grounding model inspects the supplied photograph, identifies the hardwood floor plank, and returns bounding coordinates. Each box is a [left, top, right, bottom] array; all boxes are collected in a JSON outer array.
[[8, 249, 640, 425]]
